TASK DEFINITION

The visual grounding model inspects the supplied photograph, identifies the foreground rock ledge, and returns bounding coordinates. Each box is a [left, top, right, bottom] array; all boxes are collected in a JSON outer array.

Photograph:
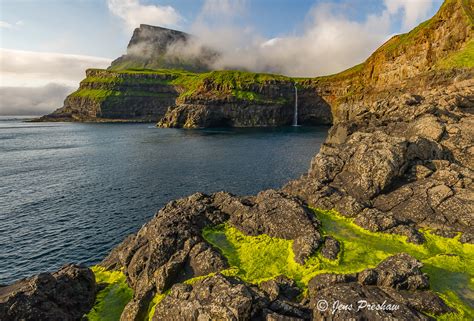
[[0, 264, 96, 321], [151, 253, 449, 320], [100, 190, 322, 320]]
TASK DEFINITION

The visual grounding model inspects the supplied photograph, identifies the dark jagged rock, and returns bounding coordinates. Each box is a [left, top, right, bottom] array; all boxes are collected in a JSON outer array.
[[308, 254, 451, 320], [320, 236, 341, 260], [100, 192, 230, 320], [284, 72, 474, 242], [153, 274, 311, 321], [100, 190, 319, 320], [221, 189, 322, 264], [259, 276, 301, 302], [0, 264, 96, 321]]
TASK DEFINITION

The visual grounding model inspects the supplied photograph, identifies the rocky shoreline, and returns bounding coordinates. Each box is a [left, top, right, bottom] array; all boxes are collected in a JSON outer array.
[[1, 0, 473, 320]]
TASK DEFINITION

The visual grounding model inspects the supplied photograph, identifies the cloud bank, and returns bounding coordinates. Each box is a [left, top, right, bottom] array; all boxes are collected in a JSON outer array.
[[188, 0, 436, 77], [0, 84, 74, 116], [0, 49, 111, 115]]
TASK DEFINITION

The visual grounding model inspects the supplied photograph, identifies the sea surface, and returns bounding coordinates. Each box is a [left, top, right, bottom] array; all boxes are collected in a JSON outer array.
[[0, 117, 328, 284]]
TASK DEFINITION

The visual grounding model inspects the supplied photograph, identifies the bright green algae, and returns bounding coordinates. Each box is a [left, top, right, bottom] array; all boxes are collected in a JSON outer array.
[[87, 209, 473, 320], [202, 209, 474, 320], [87, 266, 133, 321]]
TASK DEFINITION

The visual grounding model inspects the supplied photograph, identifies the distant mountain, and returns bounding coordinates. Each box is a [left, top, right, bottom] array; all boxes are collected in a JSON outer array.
[[108, 24, 218, 72]]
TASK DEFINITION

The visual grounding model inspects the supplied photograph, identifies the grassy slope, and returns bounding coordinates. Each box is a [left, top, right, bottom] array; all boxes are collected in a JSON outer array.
[[202, 209, 474, 320], [436, 38, 474, 69]]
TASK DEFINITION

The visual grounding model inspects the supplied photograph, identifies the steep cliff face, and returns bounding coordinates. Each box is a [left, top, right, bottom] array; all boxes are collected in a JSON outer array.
[[109, 24, 217, 72], [40, 69, 333, 125], [38, 69, 181, 122], [158, 71, 332, 128]]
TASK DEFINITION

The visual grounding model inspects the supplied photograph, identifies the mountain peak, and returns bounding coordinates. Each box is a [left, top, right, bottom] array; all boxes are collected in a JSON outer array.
[[109, 24, 217, 72]]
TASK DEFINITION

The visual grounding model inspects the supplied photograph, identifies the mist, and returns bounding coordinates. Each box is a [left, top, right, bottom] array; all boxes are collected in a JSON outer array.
[[161, 1, 436, 77], [0, 83, 74, 116]]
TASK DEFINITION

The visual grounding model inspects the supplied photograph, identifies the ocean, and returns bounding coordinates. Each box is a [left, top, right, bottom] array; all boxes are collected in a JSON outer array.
[[0, 117, 327, 284]]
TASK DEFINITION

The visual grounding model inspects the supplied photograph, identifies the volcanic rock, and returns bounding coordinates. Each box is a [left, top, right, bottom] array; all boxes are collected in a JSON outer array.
[[0, 264, 96, 321]]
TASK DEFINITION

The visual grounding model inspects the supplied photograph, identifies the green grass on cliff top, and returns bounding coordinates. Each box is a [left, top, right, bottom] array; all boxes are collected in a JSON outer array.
[[202, 209, 474, 320], [74, 69, 293, 104]]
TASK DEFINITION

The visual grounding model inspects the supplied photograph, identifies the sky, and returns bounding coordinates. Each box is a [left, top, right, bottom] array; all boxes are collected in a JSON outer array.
[[0, 0, 443, 115]]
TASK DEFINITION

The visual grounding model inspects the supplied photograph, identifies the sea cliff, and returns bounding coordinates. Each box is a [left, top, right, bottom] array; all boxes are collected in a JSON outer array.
[[3, 0, 474, 320]]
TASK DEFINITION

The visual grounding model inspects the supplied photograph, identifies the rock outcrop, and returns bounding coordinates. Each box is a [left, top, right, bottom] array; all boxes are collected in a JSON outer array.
[[153, 274, 311, 321], [0, 264, 96, 321], [308, 254, 451, 320], [148, 254, 450, 320], [99, 190, 320, 320], [284, 70, 474, 242]]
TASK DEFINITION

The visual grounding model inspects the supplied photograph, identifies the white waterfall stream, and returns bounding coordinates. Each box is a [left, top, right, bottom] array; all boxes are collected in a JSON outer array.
[[293, 85, 298, 126]]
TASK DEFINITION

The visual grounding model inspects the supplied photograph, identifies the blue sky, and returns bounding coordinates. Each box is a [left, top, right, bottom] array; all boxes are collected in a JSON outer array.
[[0, 0, 444, 114], [0, 0, 441, 58]]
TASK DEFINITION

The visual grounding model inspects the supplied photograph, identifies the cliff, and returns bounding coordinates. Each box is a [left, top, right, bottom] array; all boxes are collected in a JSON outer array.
[[308, 0, 474, 120], [39, 0, 472, 126], [38, 69, 332, 125], [36, 69, 182, 122]]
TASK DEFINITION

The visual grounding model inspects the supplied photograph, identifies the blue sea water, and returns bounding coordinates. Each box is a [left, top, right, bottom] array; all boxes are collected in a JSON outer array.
[[0, 117, 328, 284]]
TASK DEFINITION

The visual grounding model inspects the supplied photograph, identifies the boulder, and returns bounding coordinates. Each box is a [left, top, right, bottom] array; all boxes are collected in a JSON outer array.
[[226, 190, 322, 264], [308, 254, 451, 320], [0, 264, 96, 321], [153, 274, 311, 321]]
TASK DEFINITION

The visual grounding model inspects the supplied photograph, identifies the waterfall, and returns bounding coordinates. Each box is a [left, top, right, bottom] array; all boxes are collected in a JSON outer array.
[[293, 85, 298, 126]]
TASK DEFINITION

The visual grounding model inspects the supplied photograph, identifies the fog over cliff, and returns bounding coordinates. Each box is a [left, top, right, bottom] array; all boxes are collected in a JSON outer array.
[[120, 1, 437, 77]]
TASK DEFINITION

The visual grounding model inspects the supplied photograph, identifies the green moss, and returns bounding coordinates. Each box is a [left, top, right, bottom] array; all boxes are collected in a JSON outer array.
[[203, 209, 474, 319], [70, 88, 172, 101], [145, 291, 169, 321], [87, 266, 133, 321], [435, 39, 474, 69]]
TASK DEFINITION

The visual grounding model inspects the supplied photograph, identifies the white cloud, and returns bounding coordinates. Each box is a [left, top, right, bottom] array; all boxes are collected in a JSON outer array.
[[0, 49, 111, 115], [385, 0, 435, 30], [0, 20, 25, 29], [0, 21, 13, 29], [0, 48, 111, 87], [187, 2, 393, 76], [107, 0, 182, 32], [0, 83, 74, 116], [182, 0, 436, 77]]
